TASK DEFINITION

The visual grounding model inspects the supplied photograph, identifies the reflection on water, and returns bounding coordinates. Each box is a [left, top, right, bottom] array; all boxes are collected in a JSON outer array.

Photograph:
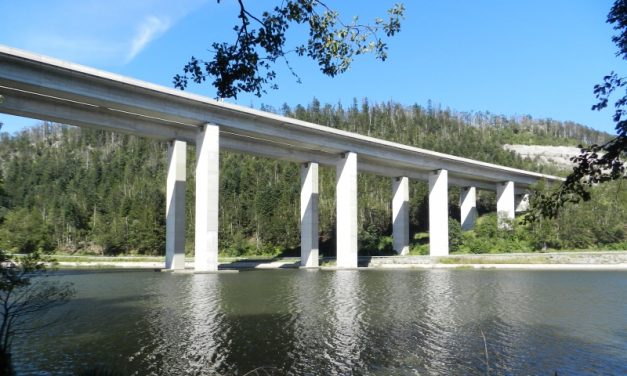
[[14, 269, 627, 375], [328, 270, 366, 373], [130, 273, 227, 375]]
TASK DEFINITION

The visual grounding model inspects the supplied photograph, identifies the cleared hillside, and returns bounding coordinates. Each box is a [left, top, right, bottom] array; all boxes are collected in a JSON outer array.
[[503, 145, 580, 169]]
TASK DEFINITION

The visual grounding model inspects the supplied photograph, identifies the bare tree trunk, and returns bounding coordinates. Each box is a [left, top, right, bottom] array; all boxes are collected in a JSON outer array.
[[0, 351, 15, 376]]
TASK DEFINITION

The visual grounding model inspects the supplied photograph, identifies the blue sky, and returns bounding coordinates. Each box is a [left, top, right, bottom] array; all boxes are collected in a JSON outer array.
[[0, 0, 622, 135]]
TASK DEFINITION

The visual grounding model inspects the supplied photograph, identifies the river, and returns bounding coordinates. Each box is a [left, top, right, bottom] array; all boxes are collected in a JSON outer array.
[[13, 269, 627, 375]]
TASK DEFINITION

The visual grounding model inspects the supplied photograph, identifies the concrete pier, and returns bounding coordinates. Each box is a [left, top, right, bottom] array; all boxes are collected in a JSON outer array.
[[336, 152, 358, 268], [165, 140, 187, 270], [429, 169, 449, 256], [195, 125, 220, 272], [515, 193, 530, 213], [0, 46, 567, 271], [300, 162, 319, 267], [460, 186, 477, 231], [497, 181, 515, 229], [392, 177, 410, 255]]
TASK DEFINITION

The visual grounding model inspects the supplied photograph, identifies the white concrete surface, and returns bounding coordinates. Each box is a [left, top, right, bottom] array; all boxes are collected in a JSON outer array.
[[429, 169, 449, 256], [165, 140, 186, 270], [336, 152, 358, 268], [460, 186, 477, 231], [515, 193, 530, 212], [300, 162, 319, 267], [497, 181, 515, 229], [194, 125, 220, 272], [392, 177, 409, 255]]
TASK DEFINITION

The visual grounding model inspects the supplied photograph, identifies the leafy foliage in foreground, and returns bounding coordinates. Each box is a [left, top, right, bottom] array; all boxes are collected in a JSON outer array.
[[174, 1, 404, 98], [0, 99, 619, 256]]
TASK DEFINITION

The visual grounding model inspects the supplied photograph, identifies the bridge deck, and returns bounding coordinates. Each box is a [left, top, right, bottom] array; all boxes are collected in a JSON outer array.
[[0, 45, 564, 191]]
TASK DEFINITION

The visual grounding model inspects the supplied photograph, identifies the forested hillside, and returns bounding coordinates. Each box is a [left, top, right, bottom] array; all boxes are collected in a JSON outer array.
[[0, 99, 623, 256]]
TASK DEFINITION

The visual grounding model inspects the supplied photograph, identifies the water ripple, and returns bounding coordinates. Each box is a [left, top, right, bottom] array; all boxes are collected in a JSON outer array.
[[11, 269, 627, 375]]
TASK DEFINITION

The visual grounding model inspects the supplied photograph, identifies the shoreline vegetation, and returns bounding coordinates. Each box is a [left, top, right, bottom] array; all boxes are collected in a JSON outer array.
[[2, 104, 624, 260], [47, 250, 627, 271]]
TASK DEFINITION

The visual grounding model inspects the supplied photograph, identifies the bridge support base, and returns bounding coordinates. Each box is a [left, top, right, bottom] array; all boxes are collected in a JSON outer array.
[[392, 177, 409, 255], [460, 186, 477, 231], [195, 125, 220, 272], [336, 152, 358, 268], [429, 169, 449, 256], [300, 162, 319, 267], [515, 193, 530, 212], [166, 140, 187, 270], [497, 181, 515, 229]]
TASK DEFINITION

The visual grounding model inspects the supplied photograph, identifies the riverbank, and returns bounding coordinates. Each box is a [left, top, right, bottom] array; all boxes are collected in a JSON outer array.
[[53, 251, 627, 271]]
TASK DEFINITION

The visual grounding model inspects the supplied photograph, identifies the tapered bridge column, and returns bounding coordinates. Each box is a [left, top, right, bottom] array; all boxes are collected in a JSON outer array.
[[515, 193, 530, 212], [300, 162, 319, 267], [195, 124, 220, 272], [496, 181, 515, 229], [336, 152, 358, 268], [165, 140, 186, 270], [392, 177, 409, 255], [460, 186, 477, 231], [429, 169, 449, 256]]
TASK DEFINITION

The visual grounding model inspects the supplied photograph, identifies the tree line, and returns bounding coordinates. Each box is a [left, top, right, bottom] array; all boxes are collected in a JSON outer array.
[[0, 99, 623, 256]]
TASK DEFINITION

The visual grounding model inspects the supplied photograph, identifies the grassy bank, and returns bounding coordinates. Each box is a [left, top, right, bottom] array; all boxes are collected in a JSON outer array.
[[43, 250, 627, 270]]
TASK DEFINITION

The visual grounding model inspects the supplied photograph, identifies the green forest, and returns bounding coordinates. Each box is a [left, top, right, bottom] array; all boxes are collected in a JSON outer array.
[[0, 99, 625, 256]]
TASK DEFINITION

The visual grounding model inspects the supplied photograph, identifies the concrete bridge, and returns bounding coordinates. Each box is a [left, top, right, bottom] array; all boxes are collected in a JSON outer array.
[[0, 45, 564, 271]]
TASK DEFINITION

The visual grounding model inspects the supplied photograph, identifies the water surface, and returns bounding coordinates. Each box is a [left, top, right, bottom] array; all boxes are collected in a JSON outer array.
[[14, 269, 627, 375]]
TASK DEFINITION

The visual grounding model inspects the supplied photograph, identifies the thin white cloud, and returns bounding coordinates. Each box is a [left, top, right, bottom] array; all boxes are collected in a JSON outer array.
[[1, 0, 208, 66], [126, 15, 171, 63]]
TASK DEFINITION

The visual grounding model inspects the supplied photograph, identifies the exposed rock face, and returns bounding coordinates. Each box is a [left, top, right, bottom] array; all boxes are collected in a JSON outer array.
[[504, 144, 580, 168]]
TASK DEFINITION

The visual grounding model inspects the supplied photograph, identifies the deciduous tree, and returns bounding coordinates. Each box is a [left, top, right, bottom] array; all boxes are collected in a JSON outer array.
[[174, 1, 405, 98]]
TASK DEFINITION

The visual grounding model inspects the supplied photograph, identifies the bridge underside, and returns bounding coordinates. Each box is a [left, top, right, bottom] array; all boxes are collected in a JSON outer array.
[[0, 46, 561, 270]]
